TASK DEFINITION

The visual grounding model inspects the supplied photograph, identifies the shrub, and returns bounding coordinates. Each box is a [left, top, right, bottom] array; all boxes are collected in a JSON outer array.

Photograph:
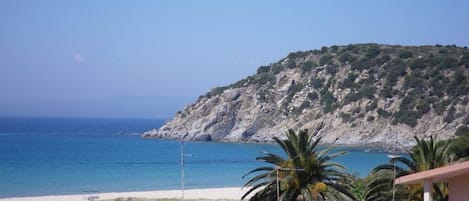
[[366, 99, 378, 111], [399, 50, 414, 59], [377, 108, 391, 118], [339, 52, 356, 63], [287, 51, 310, 59], [257, 66, 271, 74], [331, 45, 339, 52], [409, 58, 428, 69], [311, 78, 325, 89], [455, 125, 469, 136], [367, 116, 375, 122], [320, 46, 328, 54], [341, 73, 358, 89], [307, 92, 319, 101], [271, 63, 283, 74], [463, 114, 469, 124], [365, 45, 381, 59], [340, 112, 352, 123], [444, 105, 456, 123], [286, 60, 296, 69], [293, 101, 311, 115], [346, 44, 360, 53], [392, 109, 419, 127], [321, 90, 337, 113], [301, 61, 317, 72], [288, 83, 304, 97], [462, 52, 469, 67], [375, 55, 391, 66], [326, 65, 338, 75], [435, 100, 451, 115], [252, 73, 276, 86], [416, 99, 430, 117], [319, 54, 334, 65], [449, 134, 469, 159], [380, 86, 393, 98], [447, 70, 469, 97]]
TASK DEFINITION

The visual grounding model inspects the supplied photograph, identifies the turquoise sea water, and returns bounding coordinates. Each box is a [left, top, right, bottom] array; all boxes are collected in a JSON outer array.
[[0, 117, 389, 198]]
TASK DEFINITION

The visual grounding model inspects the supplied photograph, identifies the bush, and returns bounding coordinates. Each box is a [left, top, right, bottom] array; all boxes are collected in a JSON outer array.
[[288, 83, 304, 97], [380, 86, 393, 98], [307, 92, 319, 101], [257, 66, 271, 74], [377, 108, 391, 118], [287, 51, 310, 59], [378, 55, 391, 64], [340, 112, 353, 123], [252, 73, 276, 86], [320, 90, 337, 113], [339, 52, 356, 63], [455, 125, 469, 136], [463, 114, 469, 124], [365, 45, 381, 59], [462, 52, 469, 67], [444, 105, 456, 123], [301, 61, 317, 72], [320, 46, 328, 54], [399, 50, 414, 59], [367, 116, 375, 122], [435, 100, 451, 115], [311, 78, 325, 89], [326, 65, 338, 75], [409, 58, 428, 69], [293, 101, 311, 115], [319, 54, 334, 65], [341, 73, 358, 89], [392, 109, 419, 127], [449, 134, 469, 159], [447, 70, 469, 97], [416, 99, 430, 117], [366, 99, 378, 111], [271, 63, 283, 74]]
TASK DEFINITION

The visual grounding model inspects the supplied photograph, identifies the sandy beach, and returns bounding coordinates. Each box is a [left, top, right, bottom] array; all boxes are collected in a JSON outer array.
[[0, 187, 252, 201]]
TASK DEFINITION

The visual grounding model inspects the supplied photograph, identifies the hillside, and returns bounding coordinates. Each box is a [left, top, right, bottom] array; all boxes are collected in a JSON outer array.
[[144, 44, 469, 149]]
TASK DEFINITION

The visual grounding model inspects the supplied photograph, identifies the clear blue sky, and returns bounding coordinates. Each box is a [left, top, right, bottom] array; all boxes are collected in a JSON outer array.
[[1, 0, 468, 118]]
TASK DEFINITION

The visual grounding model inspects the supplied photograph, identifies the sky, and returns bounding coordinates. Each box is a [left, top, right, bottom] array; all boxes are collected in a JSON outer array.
[[1, 0, 469, 119]]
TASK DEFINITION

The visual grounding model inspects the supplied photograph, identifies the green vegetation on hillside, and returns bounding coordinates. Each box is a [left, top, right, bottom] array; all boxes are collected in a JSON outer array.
[[200, 44, 469, 128]]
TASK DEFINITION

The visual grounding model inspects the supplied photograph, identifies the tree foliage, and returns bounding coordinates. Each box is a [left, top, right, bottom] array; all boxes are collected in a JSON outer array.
[[242, 129, 355, 201]]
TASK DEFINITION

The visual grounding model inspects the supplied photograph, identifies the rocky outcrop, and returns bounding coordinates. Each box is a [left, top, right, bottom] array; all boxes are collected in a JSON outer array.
[[144, 44, 469, 150]]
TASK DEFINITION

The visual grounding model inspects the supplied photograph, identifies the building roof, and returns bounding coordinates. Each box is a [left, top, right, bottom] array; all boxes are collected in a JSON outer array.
[[395, 160, 469, 185]]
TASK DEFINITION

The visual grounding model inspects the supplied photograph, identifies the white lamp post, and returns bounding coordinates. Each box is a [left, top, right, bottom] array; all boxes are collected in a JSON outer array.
[[180, 140, 192, 200]]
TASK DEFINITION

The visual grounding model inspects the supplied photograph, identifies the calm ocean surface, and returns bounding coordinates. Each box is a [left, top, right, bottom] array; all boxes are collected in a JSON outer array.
[[0, 117, 389, 198]]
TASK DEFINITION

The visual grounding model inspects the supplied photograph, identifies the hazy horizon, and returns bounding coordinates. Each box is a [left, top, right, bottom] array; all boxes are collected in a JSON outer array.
[[1, 0, 469, 118]]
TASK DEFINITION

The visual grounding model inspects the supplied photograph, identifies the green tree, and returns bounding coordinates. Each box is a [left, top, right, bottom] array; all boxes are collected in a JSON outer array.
[[242, 129, 355, 201], [366, 136, 454, 201]]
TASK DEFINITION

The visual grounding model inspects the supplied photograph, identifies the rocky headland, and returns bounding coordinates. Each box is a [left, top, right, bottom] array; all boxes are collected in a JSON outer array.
[[144, 44, 469, 151]]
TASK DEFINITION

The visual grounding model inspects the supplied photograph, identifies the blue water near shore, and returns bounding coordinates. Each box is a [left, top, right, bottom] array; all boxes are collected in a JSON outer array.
[[0, 117, 390, 198]]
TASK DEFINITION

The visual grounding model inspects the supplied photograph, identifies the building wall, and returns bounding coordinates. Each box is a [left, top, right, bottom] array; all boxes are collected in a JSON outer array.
[[449, 174, 469, 201]]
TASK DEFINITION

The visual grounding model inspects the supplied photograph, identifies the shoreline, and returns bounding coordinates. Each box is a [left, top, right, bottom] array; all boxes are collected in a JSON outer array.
[[0, 187, 252, 201]]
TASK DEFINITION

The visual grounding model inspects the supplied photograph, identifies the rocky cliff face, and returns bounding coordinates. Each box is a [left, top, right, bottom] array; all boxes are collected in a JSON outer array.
[[144, 44, 469, 150]]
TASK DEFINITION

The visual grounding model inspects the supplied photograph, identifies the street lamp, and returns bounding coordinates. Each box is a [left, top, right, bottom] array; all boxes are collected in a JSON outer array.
[[275, 167, 304, 201], [180, 140, 192, 200], [387, 132, 400, 201]]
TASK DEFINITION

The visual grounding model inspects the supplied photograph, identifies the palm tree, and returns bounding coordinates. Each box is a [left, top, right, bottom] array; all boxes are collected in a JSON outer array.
[[366, 135, 454, 201], [242, 129, 355, 201]]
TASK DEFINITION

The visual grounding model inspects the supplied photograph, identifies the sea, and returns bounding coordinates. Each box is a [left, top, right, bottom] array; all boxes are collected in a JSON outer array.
[[0, 117, 390, 198]]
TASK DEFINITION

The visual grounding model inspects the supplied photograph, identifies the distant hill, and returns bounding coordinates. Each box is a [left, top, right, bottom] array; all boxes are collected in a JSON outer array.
[[144, 44, 469, 149]]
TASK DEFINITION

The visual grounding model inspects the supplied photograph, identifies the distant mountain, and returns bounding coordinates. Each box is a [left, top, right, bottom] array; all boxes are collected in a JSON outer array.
[[144, 44, 469, 149]]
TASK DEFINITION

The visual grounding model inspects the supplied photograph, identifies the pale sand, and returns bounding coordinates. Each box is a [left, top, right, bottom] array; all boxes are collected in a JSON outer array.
[[0, 187, 254, 201]]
